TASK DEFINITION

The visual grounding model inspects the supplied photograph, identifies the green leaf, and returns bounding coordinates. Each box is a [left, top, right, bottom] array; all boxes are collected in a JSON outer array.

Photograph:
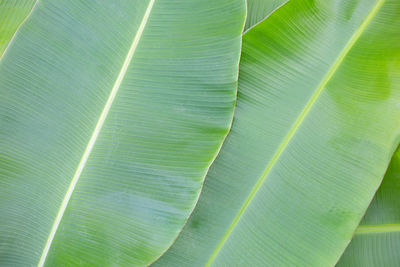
[[244, 0, 288, 32], [0, 0, 36, 57], [0, 0, 245, 266], [337, 147, 400, 266], [153, 0, 400, 266]]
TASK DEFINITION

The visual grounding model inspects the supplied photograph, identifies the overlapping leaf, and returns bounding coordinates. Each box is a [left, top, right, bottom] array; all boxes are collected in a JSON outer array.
[[337, 147, 400, 266], [0, 0, 36, 56], [244, 0, 288, 31], [154, 0, 400, 265], [0, 0, 245, 265]]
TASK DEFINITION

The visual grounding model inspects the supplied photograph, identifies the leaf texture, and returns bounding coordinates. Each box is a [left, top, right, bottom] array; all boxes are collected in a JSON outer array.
[[337, 147, 400, 266], [0, 0, 36, 57], [0, 0, 245, 266], [244, 0, 288, 32], [153, 0, 400, 266]]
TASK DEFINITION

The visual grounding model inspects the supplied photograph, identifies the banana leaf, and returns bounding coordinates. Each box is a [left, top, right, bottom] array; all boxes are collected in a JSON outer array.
[[244, 0, 288, 32], [154, 0, 400, 266], [337, 147, 400, 266], [0, 0, 245, 266], [0, 0, 36, 56]]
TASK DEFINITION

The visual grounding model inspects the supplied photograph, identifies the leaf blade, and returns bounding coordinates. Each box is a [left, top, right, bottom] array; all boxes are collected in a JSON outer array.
[[0, 0, 37, 57], [337, 147, 400, 266], [154, 0, 400, 266], [0, 0, 246, 265], [244, 0, 288, 32]]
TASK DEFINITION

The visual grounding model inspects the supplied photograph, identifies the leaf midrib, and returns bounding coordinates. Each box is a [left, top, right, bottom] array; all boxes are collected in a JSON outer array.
[[37, 1, 155, 266], [356, 223, 400, 234], [205, 0, 385, 265]]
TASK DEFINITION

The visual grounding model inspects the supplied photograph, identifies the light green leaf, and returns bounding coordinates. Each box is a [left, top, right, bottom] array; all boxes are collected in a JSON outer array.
[[244, 0, 288, 32], [154, 0, 400, 266], [0, 0, 36, 57], [337, 147, 400, 266], [0, 0, 245, 266]]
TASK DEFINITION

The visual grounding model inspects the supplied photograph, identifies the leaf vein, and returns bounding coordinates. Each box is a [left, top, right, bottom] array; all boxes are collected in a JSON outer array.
[[356, 224, 400, 234], [205, 0, 385, 264], [37, 1, 155, 266]]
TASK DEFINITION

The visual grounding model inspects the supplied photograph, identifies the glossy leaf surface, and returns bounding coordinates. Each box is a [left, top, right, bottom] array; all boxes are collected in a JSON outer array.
[[337, 147, 400, 266], [0, 0, 36, 56], [154, 0, 400, 266], [0, 0, 245, 266]]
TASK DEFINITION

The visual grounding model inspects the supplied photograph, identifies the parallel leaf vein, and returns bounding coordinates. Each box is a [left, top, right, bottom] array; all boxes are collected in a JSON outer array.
[[205, 0, 385, 265], [37, 1, 155, 266], [0, 0, 39, 59]]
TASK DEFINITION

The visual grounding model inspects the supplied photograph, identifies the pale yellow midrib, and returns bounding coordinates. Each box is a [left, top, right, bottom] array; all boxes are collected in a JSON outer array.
[[205, 0, 385, 265], [37, 1, 155, 266], [355, 224, 400, 234]]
